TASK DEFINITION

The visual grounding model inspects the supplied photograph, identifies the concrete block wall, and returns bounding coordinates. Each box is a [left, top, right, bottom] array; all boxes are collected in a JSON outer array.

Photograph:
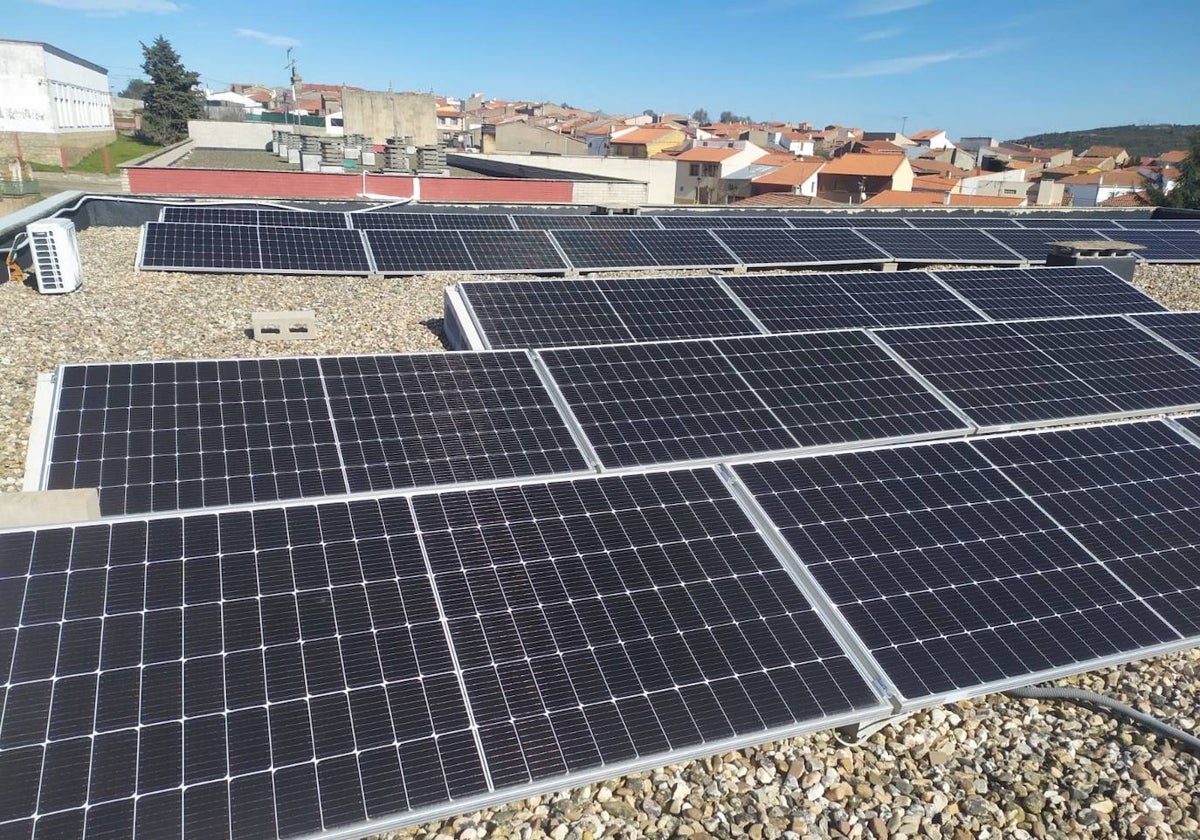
[[571, 181, 648, 206], [185, 120, 276, 150], [0, 129, 116, 166]]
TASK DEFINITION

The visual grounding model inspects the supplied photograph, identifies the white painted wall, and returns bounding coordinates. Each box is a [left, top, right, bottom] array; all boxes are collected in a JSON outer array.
[[0, 41, 111, 133], [187, 119, 276, 149], [0, 42, 53, 132], [476, 152, 677, 204]]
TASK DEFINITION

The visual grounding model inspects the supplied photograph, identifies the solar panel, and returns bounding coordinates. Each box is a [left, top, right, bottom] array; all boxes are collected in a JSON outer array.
[[974, 420, 1200, 638], [139, 222, 262, 272], [1106, 230, 1200, 262], [159, 206, 261, 226], [44, 357, 346, 515], [42, 352, 592, 514], [633, 230, 739, 268], [1016, 218, 1125, 229], [584, 215, 664, 229], [458, 280, 635, 349], [933, 266, 1167, 320], [511, 215, 593, 230], [984, 228, 1106, 262], [458, 230, 568, 273], [0, 469, 885, 840], [787, 216, 914, 229], [876, 316, 1200, 428], [549, 230, 655, 270], [0, 497, 489, 840], [833, 272, 986, 327], [722, 271, 984, 332], [592, 276, 761, 341], [318, 352, 589, 491], [426, 214, 516, 230], [903, 216, 1022, 229], [347, 212, 439, 230], [785, 230, 890, 264], [1127, 312, 1200, 359], [716, 333, 969, 448], [1113, 219, 1200, 230], [732, 435, 1178, 705], [651, 215, 791, 228], [713, 230, 818, 266], [257, 227, 373, 274], [857, 229, 1022, 263], [363, 230, 475, 273], [413, 468, 883, 792], [253, 209, 351, 229], [538, 340, 799, 467]]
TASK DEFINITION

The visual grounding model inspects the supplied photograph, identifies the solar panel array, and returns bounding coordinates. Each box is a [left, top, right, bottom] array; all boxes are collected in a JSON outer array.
[[143, 208, 1200, 275], [455, 265, 1164, 349], [11, 205, 1200, 839], [9, 413, 1200, 839]]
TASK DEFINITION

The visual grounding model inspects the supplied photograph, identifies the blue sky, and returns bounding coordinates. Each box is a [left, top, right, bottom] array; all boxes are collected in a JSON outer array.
[[11, 0, 1200, 139]]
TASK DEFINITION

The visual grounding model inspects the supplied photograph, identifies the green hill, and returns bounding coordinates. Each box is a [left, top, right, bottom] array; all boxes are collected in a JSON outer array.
[[1009, 124, 1199, 159]]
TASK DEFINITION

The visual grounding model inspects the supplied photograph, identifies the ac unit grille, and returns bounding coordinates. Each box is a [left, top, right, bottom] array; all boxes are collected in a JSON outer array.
[[31, 231, 65, 291]]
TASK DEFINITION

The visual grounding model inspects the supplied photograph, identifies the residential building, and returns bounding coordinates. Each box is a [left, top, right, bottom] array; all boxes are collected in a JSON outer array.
[[608, 125, 685, 159], [861, 131, 914, 145], [205, 89, 263, 117], [1059, 169, 1147, 207], [910, 128, 954, 150], [0, 39, 114, 166], [436, 99, 467, 147], [749, 159, 825, 200], [671, 141, 770, 203], [478, 120, 587, 155], [1081, 145, 1130, 166], [816, 153, 914, 203], [957, 136, 998, 155]]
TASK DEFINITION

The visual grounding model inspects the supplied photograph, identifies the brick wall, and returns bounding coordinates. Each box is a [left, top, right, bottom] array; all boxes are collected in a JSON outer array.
[[1, 130, 117, 167]]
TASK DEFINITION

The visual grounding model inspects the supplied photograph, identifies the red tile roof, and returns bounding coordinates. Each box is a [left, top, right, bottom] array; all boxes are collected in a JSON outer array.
[[730, 193, 842, 207], [1098, 190, 1152, 207], [821, 153, 908, 177], [611, 126, 682, 146], [911, 129, 944, 141], [752, 159, 825, 187]]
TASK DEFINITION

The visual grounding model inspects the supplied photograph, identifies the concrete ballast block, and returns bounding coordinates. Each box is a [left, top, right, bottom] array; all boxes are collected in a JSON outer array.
[[252, 310, 317, 342], [0, 488, 101, 528]]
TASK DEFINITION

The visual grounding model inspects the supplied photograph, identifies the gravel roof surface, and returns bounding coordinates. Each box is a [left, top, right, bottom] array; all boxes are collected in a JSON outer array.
[[0, 227, 1197, 840]]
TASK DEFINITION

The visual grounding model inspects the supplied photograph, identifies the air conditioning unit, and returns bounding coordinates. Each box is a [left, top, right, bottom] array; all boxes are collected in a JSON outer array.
[[26, 217, 83, 294]]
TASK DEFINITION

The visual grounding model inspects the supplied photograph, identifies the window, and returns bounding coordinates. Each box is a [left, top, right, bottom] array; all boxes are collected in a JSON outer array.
[[702, 163, 718, 177], [689, 163, 700, 176]]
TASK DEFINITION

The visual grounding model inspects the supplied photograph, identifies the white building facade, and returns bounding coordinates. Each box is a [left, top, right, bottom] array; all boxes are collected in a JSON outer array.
[[0, 39, 115, 165]]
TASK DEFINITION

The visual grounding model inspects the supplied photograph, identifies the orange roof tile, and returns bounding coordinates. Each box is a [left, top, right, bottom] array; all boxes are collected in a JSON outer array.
[[752, 160, 825, 187], [1158, 149, 1190, 164], [610, 126, 681, 146], [675, 146, 741, 162], [752, 152, 801, 167], [820, 153, 907, 177], [1059, 169, 1145, 186], [911, 129, 944, 140], [911, 175, 961, 192], [1098, 191, 1152, 207]]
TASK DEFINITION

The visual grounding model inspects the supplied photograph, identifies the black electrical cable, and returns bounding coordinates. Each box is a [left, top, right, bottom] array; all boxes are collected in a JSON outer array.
[[1005, 686, 1200, 754]]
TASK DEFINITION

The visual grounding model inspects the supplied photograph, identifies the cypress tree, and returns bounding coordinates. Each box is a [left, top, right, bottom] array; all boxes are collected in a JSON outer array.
[[137, 36, 203, 145]]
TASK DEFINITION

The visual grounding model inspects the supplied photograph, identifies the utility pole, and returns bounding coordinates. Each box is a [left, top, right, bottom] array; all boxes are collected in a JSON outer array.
[[285, 47, 301, 127], [900, 115, 908, 136]]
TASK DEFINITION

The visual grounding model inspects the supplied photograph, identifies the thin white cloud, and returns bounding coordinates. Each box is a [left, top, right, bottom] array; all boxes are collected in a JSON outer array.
[[31, 0, 178, 14], [846, 0, 931, 17], [236, 28, 301, 48], [857, 27, 903, 41], [819, 40, 1012, 78]]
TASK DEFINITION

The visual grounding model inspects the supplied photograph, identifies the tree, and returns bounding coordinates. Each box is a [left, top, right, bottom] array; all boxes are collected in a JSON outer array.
[[119, 78, 149, 100], [719, 110, 752, 124], [1145, 131, 1200, 210], [136, 36, 203, 146], [692, 108, 709, 124]]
